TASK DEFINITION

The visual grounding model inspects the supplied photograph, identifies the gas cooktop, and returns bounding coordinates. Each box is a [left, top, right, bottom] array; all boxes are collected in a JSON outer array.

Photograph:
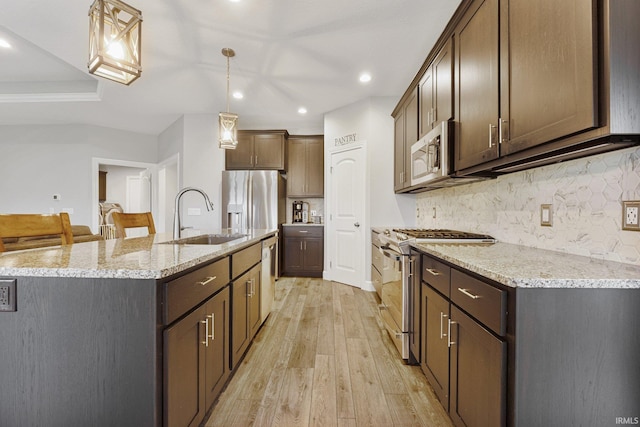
[[392, 228, 496, 241]]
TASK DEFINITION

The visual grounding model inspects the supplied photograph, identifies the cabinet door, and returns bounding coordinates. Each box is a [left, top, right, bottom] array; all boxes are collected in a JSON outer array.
[[419, 66, 434, 138], [394, 111, 406, 191], [283, 237, 304, 274], [247, 264, 262, 340], [225, 133, 254, 170], [287, 138, 306, 196], [433, 38, 454, 125], [305, 137, 324, 197], [421, 285, 451, 411], [164, 305, 207, 427], [500, 0, 597, 155], [254, 134, 285, 169], [302, 238, 323, 272], [455, 0, 500, 171], [404, 88, 419, 180], [204, 287, 230, 408], [231, 271, 250, 369], [449, 306, 506, 427]]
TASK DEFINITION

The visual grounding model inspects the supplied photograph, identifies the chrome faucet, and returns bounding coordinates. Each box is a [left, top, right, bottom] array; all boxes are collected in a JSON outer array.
[[173, 187, 215, 239]]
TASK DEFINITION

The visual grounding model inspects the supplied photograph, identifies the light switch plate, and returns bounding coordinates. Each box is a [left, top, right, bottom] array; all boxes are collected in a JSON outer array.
[[540, 204, 552, 227], [622, 200, 640, 231]]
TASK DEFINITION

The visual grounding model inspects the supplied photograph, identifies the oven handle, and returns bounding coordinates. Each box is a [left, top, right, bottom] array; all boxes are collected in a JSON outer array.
[[380, 246, 402, 261]]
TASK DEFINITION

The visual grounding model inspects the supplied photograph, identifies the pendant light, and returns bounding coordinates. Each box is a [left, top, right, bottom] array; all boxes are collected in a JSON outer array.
[[88, 0, 142, 85], [219, 48, 239, 150]]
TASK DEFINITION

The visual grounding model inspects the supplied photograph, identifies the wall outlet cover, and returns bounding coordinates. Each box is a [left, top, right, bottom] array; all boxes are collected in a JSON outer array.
[[622, 201, 640, 231], [541, 204, 552, 227]]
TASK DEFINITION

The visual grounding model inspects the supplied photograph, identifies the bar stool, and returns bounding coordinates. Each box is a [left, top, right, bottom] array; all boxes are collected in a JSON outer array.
[[0, 212, 74, 252], [111, 212, 156, 238]]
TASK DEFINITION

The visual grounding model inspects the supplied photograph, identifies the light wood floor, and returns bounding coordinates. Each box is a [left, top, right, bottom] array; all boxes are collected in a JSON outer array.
[[205, 277, 453, 427]]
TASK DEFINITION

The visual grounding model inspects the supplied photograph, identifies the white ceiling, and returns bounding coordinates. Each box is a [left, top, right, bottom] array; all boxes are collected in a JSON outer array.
[[0, 0, 461, 136]]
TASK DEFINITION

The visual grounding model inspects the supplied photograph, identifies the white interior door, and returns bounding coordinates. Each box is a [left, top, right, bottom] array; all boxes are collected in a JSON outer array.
[[329, 146, 365, 287]]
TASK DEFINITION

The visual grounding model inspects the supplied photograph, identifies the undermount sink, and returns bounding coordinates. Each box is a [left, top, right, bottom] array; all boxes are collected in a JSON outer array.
[[162, 233, 247, 245]]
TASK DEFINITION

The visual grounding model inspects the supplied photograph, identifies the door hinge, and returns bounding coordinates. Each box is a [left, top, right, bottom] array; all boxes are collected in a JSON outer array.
[[330, 166, 333, 173]]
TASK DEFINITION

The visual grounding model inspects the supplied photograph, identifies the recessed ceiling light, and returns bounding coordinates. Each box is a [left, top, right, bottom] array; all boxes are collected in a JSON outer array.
[[298, 107, 307, 115], [0, 39, 11, 49], [232, 91, 244, 99], [359, 73, 372, 83]]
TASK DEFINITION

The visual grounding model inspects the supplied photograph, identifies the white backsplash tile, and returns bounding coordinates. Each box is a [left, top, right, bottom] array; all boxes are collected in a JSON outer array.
[[416, 146, 640, 265]]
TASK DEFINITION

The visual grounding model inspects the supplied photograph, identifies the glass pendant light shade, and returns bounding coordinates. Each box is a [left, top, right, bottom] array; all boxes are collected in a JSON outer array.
[[219, 112, 239, 149], [88, 0, 142, 85], [219, 48, 239, 149]]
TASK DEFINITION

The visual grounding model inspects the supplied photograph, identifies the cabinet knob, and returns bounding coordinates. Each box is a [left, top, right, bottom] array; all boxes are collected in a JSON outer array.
[[354, 222, 360, 228]]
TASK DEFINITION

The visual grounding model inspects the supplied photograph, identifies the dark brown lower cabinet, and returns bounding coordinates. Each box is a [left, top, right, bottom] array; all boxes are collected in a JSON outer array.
[[164, 286, 230, 427], [231, 263, 262, 369], [421, 284, 451, 411], [282, 226, 324, 277], [449, 305, 506, 427]]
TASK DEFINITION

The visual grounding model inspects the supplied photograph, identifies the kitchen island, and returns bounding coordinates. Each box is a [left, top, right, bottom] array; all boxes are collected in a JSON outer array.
[[410, 242, 640, 427], [0, 229, 277, 427]]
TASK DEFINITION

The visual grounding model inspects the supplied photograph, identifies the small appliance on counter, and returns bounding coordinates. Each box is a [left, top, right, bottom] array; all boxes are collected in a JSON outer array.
[[292, 201, 303, 223]]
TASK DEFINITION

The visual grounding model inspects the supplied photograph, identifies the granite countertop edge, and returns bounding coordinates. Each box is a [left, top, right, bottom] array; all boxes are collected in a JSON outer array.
[[413, 242, 640, 290], [0, 229, 277, 280]]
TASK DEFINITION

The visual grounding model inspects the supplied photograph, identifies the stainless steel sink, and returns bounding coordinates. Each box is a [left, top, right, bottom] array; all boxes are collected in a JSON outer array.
[[161, 233, 247, 245]]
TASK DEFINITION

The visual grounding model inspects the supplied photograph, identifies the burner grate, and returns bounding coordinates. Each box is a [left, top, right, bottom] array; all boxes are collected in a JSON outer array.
[[392, 228, 495, 240]]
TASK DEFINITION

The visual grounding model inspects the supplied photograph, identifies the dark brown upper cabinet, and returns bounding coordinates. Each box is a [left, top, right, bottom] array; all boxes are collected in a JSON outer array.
[[225, 130, 288, 171], [455, 0, 640, 174], [393, 87, 418, 192], [419, 37, 454, 138], [287, 135, 324, 198]]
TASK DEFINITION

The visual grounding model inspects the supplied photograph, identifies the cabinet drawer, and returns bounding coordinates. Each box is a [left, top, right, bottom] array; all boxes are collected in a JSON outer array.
[[165, 257, 230, 325], [371, 264, 382, 298], [231, 243, 262, 279], [372, 244, 385, 274], [283, 225, 323, 238], [422, 255, 451, 297], [451, 269, 507, 336]]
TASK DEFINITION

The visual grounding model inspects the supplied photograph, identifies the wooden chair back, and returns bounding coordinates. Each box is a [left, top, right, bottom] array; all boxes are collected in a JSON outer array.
[[112, 212, 156, 238], [0, 212, 74, 252]]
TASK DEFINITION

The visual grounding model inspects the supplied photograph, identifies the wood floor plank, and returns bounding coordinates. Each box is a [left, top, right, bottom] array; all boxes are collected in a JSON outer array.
[[333, 283, 356, 419], [341, 293, 365, 339], [288, 305, 319, 368], [346, 337, 393, 426], [337, 419, 358, 427], [385, 392, 425, 426], [272, 367, 315, 427], [310, 354, 337, 427]]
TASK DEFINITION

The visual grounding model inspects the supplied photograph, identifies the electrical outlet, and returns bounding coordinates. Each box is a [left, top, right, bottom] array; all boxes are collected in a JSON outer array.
[[540, 204, 552, 227], [622, 201, 640, 231], [0, 279, 17, 312]]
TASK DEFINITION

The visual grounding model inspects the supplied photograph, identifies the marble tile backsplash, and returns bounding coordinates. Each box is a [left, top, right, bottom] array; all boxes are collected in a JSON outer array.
[[416, 146, 640, 266]]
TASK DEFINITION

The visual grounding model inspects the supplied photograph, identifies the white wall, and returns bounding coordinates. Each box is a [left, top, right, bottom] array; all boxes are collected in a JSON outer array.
[[416, 146, 640, 266], [324, 97, 416, 286], [0, 124, 157, 228]]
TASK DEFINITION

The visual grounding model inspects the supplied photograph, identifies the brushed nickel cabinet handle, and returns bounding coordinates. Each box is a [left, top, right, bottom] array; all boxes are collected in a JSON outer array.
[[198, 276, 217, 286], [207, 314, 215, 341], [201, 319, 209, 347], [489, 123, 497, 148], [458, 287, 480, 299], [425, 268, 441, 276], [448, 319, 456, 347], [440, 312, 448, 339]]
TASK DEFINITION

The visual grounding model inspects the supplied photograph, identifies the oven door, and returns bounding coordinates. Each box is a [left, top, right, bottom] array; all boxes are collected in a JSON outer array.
[[378, 246, 410, 360]]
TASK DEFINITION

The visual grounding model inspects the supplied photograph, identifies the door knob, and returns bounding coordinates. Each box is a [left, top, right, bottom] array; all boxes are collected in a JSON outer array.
[[354, 222, 360, 228]]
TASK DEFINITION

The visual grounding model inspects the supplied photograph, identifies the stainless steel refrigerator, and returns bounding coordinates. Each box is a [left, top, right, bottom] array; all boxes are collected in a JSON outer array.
[[221, 170, 286, 231]]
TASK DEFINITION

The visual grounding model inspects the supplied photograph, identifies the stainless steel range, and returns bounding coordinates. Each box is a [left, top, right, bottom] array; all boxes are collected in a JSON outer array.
[[371, 228, 495, 361]]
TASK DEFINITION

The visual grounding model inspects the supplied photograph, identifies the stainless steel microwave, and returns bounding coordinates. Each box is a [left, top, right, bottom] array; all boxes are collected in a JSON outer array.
[[410, 121, 450, 186]]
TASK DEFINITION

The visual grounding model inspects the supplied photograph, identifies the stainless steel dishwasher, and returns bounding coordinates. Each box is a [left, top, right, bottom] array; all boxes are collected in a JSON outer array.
[[261, 234, 278, 323]]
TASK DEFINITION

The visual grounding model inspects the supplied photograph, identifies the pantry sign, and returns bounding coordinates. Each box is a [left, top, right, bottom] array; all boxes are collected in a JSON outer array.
[[334, 133, 357, 147]]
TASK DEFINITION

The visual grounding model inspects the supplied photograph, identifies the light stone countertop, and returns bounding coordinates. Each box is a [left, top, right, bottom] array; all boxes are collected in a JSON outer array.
[[282, 223, 324, 227], [0, 229, 277, 280], [414, 242, 640, 289]]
